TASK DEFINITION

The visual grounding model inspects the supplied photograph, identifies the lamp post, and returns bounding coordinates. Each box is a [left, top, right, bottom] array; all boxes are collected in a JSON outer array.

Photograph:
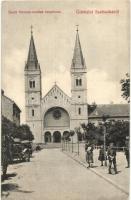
[[77, 133, 79, 156], [103, 125, 107, 166], [102, 114, 110, 167]]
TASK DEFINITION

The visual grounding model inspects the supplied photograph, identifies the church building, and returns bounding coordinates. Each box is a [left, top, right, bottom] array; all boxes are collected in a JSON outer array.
[[24, 27, 88, 143]]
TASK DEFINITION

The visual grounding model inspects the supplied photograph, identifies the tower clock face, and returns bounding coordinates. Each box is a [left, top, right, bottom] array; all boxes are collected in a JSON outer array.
[[53, 109, 61, 120]]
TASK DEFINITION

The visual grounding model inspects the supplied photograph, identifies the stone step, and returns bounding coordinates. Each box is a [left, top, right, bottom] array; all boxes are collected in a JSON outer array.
[[43, 143, 62, 149]]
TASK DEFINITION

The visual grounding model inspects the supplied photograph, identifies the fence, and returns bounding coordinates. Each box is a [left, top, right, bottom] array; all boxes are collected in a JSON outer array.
[[61, 140, 127, 164]]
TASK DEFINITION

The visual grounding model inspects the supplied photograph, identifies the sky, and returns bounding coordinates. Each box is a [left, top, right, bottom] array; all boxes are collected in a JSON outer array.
[[1, 0, 129, 123]]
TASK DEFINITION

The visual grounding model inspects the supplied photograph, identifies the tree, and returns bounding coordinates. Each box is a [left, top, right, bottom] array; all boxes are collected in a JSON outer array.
[[1, 116, 14, 177], [17, 124, 34, 141], [81, 120, 129, 147], [81, 123, 98, 144], [70, 130, 75, 137], [120, 73, 130, 103], [2, 116, 15, 137], [88, 102, 97, 115], [2, 116, 34, 141], [62, 131, 70, 141], [106, 120, 129, 147]]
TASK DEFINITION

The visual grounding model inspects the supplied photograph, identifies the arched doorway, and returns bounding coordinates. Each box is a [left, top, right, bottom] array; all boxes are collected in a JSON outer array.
[[53, 131, 61, 143], [45, 131, 51, 143]]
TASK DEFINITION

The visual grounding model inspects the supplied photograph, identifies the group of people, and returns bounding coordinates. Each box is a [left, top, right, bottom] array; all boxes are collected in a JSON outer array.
[[85, 142, 130, 175]]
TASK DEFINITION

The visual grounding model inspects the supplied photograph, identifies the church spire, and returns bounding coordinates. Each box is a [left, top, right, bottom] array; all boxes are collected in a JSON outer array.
[[71, 25, 86, 69], [25, 26, 40, 70]]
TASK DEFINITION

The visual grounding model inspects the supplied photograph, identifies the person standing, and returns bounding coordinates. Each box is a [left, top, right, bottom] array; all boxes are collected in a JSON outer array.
[[2, 135, 11, 179], [124, 145, 130, 168], [107, 143, 117, 174], [124, 148, 129, 168], [98, 145, 105, 166], [86, 145, 94, 168]]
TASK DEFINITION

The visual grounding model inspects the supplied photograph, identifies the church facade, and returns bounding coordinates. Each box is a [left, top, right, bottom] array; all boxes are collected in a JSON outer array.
[[24, 28, 88, 143]]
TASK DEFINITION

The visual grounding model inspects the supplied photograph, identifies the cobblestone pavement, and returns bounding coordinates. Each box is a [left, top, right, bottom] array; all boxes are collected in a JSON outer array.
[[2, 149, 129, 200]]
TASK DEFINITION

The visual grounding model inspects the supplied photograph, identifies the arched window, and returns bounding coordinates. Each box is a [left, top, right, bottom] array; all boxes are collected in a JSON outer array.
[[29, 81, 32, 88], [33, 81, 35, 88], [76, 78, 82, 86], [29, 80, 35, 88], [76, 79, 79, 86], [32, 109, 34, 116], [78, 107, 81, 115], [79, 79, 82, 86]]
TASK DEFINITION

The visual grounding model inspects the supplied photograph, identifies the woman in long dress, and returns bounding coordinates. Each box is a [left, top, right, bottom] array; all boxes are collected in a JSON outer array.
[[98, 145, 105, 166]]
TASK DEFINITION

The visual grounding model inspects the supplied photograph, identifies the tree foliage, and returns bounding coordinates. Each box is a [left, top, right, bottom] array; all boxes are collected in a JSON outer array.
[[16, 124, 34, 141], [88, 102, 97, 115], [81, 120, 129, 147], [70, 130, 75, 137], [74, 127, 83, 141], [120, 73, 130, 103], [105, 120, 129, 146], [2, 116, 34, 141]]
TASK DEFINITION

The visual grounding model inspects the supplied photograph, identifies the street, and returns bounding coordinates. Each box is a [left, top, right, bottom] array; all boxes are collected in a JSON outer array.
[[2, 149, 128, 200]]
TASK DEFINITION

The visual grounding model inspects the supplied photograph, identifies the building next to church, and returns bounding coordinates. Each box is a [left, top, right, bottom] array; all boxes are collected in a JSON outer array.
[[24, 28, 88, 143], [1, 90, 21, 126], [88, 104, 129, 125]]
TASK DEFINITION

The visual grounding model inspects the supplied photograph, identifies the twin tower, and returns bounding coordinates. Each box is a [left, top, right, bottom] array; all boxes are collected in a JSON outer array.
[[24, 27, 88, 143]]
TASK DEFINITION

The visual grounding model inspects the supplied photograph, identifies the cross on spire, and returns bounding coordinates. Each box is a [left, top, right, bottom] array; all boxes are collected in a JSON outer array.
[[25, 25, 39, 70], [71, 24, 86, 69], [31, 25, 33, 35], [76, 24, 79, 32]]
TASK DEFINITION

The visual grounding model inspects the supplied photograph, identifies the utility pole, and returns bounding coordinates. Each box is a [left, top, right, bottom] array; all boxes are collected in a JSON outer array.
[[102, 114, 110, 166]]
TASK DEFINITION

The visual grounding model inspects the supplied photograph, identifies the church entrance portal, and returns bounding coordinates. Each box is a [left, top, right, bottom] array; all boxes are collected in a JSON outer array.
[[53, 131, 61, 143], [45, 131, 51, 143], [44, 107, 70, 143]]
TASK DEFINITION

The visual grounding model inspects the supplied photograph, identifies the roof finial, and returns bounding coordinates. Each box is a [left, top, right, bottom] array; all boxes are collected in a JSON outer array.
[[31, 25, 33, 35], [76, 24, 79, 32]]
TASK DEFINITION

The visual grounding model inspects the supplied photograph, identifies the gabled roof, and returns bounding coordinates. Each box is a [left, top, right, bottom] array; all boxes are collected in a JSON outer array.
[[42, 84, 71, 101], [89, 104, 129, 118]]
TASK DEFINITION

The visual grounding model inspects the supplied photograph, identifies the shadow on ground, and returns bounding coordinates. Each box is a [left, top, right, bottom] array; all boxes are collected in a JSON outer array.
[[1, 172, 17, 182], [2, 183, 34, 197], [91, 165, 98, 168], [5, 172, 17, 179]]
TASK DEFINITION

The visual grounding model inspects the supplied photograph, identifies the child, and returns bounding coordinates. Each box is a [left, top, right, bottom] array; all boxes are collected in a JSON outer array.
[[86, 146, 94, 168]]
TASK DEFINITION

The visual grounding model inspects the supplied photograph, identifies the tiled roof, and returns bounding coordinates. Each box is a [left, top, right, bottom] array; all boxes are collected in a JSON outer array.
[[88, 104, 129, 118]]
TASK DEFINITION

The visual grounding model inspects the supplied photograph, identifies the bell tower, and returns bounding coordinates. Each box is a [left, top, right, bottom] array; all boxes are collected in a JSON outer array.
[[24, 27, 42, 143], [70, 26, 88, 127]]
